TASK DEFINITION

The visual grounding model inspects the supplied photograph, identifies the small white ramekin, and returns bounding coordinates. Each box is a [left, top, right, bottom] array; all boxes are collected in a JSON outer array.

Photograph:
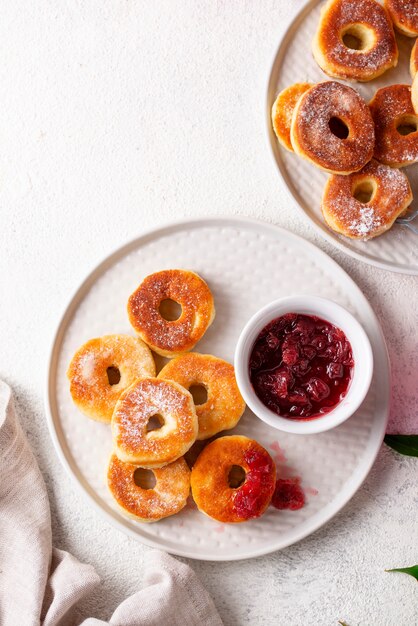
[[234, 295, 373, 435]]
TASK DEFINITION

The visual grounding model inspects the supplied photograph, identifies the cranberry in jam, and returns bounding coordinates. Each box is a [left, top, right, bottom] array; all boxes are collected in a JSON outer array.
[[249, 313, 354, 419]]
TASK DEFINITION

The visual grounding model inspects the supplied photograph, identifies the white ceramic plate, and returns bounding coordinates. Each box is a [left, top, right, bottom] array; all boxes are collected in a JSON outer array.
[[45, 217, 390, 561], [267, 0, 418, 275]]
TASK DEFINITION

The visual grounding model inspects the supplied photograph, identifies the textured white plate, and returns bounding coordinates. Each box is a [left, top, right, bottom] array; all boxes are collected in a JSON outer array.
[[46, 217, 390, 560], [267, 0, 418, 275]]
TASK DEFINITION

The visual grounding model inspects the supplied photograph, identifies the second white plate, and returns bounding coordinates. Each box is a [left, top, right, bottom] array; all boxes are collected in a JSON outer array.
[[46, 217, 390, 560], [267, 0, 418, 274]]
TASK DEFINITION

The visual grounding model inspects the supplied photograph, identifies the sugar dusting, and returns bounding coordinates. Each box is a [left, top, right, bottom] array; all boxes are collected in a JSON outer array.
[[113, 378, 196, 461], [318, 0, 398, 77], [296, 82, 374, 171], [370, 85, 418, 166], [350, 205, 383, 237], [78, 350, 97, 383], [70, 335, 154, 387], [323, 160, 412, 239], [127, 270, 214, 352], [158, 352, 245, 438], [67, 335, 155, 420], [387, 0, 418, 30], [108, 454, 190, 519]]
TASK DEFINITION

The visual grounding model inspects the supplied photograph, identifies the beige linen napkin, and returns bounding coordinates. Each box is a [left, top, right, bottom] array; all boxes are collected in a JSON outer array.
[[0, 381, 223, 626]]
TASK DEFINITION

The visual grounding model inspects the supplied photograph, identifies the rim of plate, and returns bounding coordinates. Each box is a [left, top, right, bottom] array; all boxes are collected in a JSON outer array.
[[45, 216, 391, 560], [265, 0, 418, 276]]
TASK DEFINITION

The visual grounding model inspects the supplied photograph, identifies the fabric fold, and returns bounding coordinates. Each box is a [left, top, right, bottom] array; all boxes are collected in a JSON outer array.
[[0, 381, 223, 626], [0, 381, 53, 625]]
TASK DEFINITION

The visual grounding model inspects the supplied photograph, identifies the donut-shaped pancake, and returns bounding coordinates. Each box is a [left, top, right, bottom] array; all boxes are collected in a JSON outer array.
[[291, 82, 375, 174], [385, 0, 418, 36], [158, 353, 246, 440], [411, 39, 418, 78], [111, 377, 198, 467], [127, 270, 215, 358], [191, 436, 276, 523], [67, 334, 155, 423], [271, 83, 312, 152], [313, 0, 398, 82], [369, 84, 418, 167], [322, 160, 412, 239], [108, 454, 190, 522]]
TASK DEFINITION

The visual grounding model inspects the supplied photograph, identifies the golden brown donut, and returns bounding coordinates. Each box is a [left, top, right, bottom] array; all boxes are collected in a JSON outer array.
[[291, 82, 375, 174], [111, 377, 198, 467], [127, 270, 215, 358], [385, 0, 418, 36], [271, 83, 313, 151], [108, 454, 190, 522], [158, 353, 246, 440], [191, 436, 276, 523], [322, 160, 413, 240], [411, 39, 418, 78], [67, 334, 155, 423], [313, 0, 398, 82], [369, 84, 418, 167]]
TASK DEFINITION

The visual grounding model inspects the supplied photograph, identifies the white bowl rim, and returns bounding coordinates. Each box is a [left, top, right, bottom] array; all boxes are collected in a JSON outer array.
[[234, 295, 374, 435]]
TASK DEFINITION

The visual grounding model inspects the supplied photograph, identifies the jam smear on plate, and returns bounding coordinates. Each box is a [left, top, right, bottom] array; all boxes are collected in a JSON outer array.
[[249, 313, 354, 419], [272, 478, 305, 511]]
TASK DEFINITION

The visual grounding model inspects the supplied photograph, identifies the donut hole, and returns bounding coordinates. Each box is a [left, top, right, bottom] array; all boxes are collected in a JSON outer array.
[[353, 179, 377, 204], [228, 465, 246, 489], [396, 115, 418, 136], [159, 299, 182, 321], [341, 24, 375, 51], [106, 366, 121, 386], [329, 117, 349, 140], [146, 413, 165, 432], [134, 468, 156, 490], [189, 384, 208, 406]]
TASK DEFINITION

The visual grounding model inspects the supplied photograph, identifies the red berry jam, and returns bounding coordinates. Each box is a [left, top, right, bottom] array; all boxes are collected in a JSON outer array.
[[233, 448, 276, 520], [249, 313, 354, 419], [272, 478, 305, 511]]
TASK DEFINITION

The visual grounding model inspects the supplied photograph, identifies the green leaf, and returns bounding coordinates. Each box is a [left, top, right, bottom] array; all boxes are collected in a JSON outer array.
[[384, 435, 418, 457], [386, 565, 418, 581]]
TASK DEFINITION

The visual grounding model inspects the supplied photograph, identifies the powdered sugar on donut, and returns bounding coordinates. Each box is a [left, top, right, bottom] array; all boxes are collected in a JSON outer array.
[[108, 454, 190, 521], [386, 0, 418, 32], [112, 378, 197, 465], [370, 84, 418, 166], [294, 82, 374, 172], [67, 334, 155, 422], [322, 160, 412, 239], [349, 204, 383, 237], [127, 270, 215, 355], [315, 0, 398, 79], [78, 351, 97, 383], [158, 352, 245, 440]]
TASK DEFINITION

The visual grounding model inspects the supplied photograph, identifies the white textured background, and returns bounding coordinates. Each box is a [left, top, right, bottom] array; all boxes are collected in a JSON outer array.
[[1, 1, 417, 625]]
